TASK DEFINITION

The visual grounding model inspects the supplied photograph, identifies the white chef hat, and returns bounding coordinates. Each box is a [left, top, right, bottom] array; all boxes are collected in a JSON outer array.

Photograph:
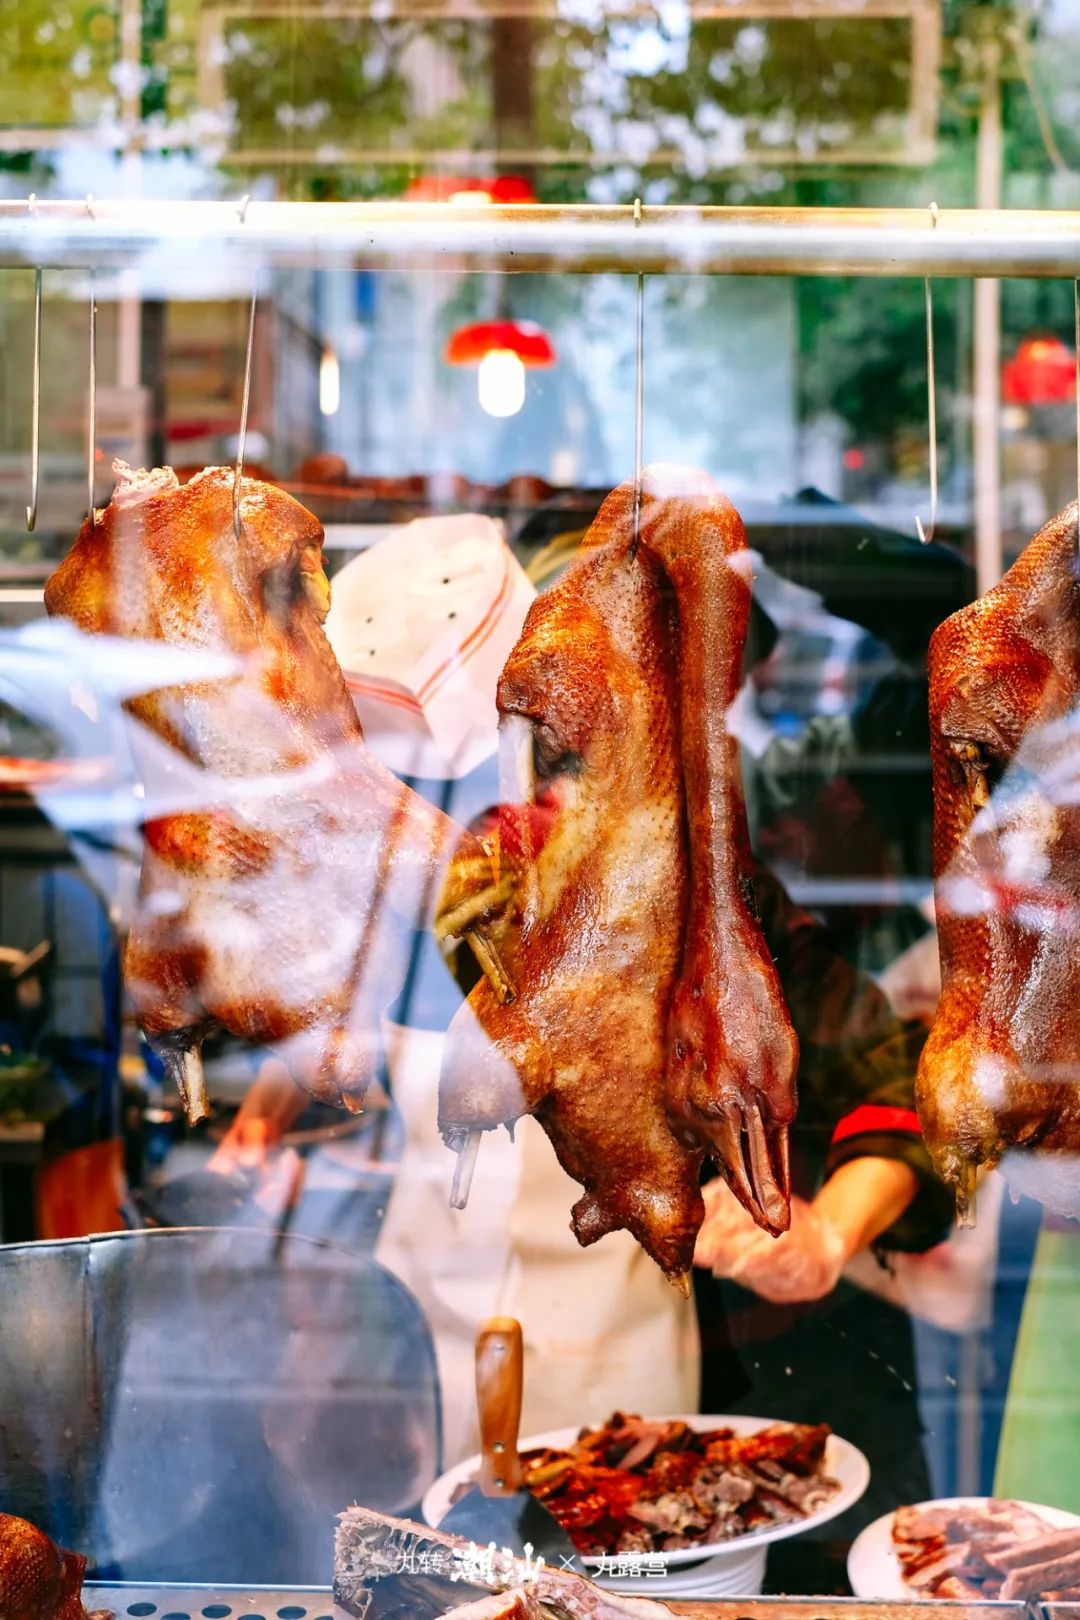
[[324, 513, 535, 781]]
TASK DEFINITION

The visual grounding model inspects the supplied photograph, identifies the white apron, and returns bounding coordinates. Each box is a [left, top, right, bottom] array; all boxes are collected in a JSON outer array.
[[375, 1022, 699, 1467]]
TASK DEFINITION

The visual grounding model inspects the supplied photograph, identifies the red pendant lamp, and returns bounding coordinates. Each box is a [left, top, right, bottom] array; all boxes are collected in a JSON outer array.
[[404, 175, 536, 204], [444, 319, 555, 368], [1002, 335, 1076, 407]]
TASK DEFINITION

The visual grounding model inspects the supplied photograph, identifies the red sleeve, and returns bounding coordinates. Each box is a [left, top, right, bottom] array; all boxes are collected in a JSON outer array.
[[831, 1103, 923, 1148]]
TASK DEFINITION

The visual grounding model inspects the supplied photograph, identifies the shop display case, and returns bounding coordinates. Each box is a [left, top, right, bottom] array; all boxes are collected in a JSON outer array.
[[4, 4, 1080, 1615]]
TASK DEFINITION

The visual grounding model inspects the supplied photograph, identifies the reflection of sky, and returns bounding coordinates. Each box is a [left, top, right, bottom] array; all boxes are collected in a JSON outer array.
[[1046, 0, 1080, 31]]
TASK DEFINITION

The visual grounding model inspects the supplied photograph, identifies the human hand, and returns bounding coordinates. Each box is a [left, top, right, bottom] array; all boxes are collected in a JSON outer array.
[[693, 1175, 765, 1271], [206, 1113, 283, 1175], [206, 1058, 307, 1175], [695, 1182, 848, 1304]]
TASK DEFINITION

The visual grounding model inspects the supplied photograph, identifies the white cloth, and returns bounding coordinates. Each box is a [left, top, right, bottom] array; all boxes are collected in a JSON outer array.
[[326, 515, 535, 781], [374, 1022, 699, 1467]]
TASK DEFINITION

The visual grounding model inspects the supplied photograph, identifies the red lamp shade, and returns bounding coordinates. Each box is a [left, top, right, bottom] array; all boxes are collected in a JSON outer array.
[[1002, 336, 1076, 407], [404, 175, 536, 204], [444, 319, 556, 367]]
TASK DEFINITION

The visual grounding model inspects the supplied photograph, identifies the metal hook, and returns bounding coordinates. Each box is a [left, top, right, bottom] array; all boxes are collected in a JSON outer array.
[[87, 267, 97, 525], [233, 291, 257, 539], [86, 197, 97, 523], [26, 265, 41, 533], [233, 196, 257, 540], [232, 195, 257, 538], [916, 202, 939, 546], [629, 197, 645, 560]]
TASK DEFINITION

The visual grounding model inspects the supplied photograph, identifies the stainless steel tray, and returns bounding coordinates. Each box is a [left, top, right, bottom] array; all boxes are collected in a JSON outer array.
[[84, 1584, 339, 1619], [84, 1586, 1027, 1619]]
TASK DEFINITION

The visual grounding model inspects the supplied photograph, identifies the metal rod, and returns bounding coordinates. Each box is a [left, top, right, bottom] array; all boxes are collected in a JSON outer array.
[[973, 32, 1003, 595], [916, 273, 938, 545], [25, 266, 41, 532], [87, 268, 97, 524], [9, 200, 1080, 277], [233, 290, 257, 539], [630, 198, 645, 559]]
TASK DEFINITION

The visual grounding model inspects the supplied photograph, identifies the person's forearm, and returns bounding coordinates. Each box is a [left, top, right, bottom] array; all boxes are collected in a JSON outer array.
[[236, 1059, 308, 1133], [208, 1058, 308, 1170], [813, 1155, 919, 1261]]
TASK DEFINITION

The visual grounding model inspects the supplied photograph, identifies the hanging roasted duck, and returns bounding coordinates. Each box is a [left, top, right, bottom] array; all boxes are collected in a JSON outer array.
[[439, 467, 799, 1282], [0, 1512, 110, 1620], [917, 500, 1080, 1217], [45, 462, 509, 1122]]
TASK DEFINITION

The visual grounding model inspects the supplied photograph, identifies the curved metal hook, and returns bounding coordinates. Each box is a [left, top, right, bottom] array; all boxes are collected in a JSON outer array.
[[916, 202, 940, 546], [233, 292, 257, 539], [630, 196, 646, 560], [233, 194, 257, 540], [26, 265, 41, 533]]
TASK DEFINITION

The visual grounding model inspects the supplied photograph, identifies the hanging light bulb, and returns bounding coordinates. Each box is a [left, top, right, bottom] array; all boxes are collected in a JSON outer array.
[[477, 348, 526, 418], [319, 345, 341, 416]]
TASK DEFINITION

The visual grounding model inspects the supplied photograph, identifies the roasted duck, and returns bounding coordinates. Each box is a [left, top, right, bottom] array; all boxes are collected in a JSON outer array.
[[45, 462, 508, 1121], [440, 467, 798, 1280], [0, 1512, 110, 1620], [917, 501, 1080, 1215]]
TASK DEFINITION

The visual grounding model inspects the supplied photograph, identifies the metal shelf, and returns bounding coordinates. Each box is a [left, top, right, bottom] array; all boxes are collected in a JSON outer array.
[[2, 199, 1080, 278], [84, 1584, 337, 1618]]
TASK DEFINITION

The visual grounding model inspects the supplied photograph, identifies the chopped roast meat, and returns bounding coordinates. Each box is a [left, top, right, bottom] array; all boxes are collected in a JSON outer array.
[[1002, 1549, 1080, 1601], [933, 1575, 987, 1601], [903, 1549, 970, 1591], [695, 1467, 756, 1511], [627, 1494, 709, 1536], [451, 1596, 543, 1619], [439, 467, 798, 1280], [613, 1527, 654, 1555], [893, 1506, 951, 1543], [989, 1528, 1080, 1570], [702, 1422, 830, 1475], [0, 1512, 111, 1620], [514, 1414, 839, 1557], [45, 462, 508, 1122], [918, 501, 1080, 1216], [892, 1497, 1076, 1602]]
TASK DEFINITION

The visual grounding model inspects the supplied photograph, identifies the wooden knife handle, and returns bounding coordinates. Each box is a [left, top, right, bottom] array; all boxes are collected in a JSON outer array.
[[476, 1316, 524, 1497]]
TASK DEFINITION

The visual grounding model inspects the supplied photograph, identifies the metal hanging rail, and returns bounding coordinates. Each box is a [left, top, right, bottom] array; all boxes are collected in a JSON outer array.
[[2, 198, 1080, 278]]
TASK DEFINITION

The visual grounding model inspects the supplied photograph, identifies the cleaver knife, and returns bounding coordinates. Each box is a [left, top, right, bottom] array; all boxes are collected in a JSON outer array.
[[440, 1316, 585, 1573]]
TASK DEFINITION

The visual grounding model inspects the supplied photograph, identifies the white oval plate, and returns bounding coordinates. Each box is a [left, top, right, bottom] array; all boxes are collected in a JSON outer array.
[[848, 1497, 1080, 1601], [424, 1412, 870, 1571]]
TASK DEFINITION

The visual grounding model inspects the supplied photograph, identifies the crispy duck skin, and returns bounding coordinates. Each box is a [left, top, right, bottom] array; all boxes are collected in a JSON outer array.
[[0, 1512, 110, 1620], [917, 501, 1080, 1215], [45, 463, 508, 1122], [439, 467, 798, 1278]]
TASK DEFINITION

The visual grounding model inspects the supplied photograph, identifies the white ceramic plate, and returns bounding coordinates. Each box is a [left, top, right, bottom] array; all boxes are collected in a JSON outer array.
[[848, 1498, 1080, 1601], [423, 1412, 870, 1573]]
